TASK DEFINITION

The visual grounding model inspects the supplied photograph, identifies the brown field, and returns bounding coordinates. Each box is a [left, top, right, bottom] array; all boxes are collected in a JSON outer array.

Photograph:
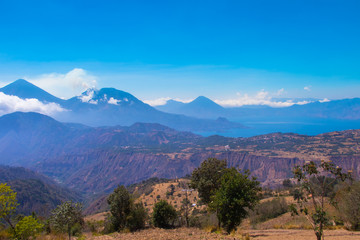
[[83, 228, 360, 240]]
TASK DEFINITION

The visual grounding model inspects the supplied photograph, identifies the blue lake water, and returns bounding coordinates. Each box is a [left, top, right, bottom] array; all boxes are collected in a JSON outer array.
[[195, 119, 360, 138]]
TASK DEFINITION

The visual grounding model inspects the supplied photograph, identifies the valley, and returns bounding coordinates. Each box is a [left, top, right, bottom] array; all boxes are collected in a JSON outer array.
[[0, 111, 359, 197]]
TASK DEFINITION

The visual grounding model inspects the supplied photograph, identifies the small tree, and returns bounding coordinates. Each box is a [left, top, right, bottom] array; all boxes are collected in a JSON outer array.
[[190, 158, 227, 204], [0, 183, 18, 231], [14, 216, 43, 240], [107, 185, 132, 231], [210, 168, 261, 233], [290, 161, 351, 240], [106, 185, 147, 232], [152, 200, 177, 228], [127, 203, 147, 232], [50, 201, 83, 240]]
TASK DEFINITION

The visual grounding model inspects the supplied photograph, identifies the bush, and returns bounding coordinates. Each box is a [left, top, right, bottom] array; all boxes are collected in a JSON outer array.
[[152, 200, 177, 228], [14, 215, 44, 240], [249, 197, 288, 224], [106, 185, 148, 233], [334, 182, 360, 230], [127, 203, 147, 231], [49, 201, 83, 240]]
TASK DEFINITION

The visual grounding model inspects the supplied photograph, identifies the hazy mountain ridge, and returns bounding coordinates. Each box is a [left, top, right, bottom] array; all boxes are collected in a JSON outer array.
[[156, 96, 360, 121], [0, 165, 81, 216], [0, 79, 245, 132], [0, 112, 359, 196]]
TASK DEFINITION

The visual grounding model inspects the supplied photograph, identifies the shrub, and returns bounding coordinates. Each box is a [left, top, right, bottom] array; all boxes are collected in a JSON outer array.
[[152, 200, 177, 228], [334, 182, 360, 230], [49, 201, 83, 240], [107, 185, 132, 231], [249, 197, 288, 224], [14, 215, 44, 240], [127, 203, 147, 231], [106, 186, 148, 233]]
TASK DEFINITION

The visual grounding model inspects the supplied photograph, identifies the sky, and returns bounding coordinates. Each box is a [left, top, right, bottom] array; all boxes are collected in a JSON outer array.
[[0, 0, 359, 106]]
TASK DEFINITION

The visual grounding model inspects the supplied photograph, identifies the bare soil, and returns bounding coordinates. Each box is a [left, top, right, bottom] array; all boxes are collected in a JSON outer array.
[[84, 228, 360, 240]]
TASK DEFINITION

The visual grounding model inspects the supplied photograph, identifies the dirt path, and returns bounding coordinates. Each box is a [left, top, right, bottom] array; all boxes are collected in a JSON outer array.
[[85, 228, 360, 240], [247, 229, 360, 240]]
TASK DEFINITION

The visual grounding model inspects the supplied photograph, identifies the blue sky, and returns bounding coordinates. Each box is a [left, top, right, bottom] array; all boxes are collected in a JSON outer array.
[[0, 0, 359, 105]]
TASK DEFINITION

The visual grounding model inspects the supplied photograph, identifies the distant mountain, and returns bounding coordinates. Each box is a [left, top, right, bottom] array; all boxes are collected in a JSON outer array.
[[1, 112, 360, 196], [0, 165, 81, 216], [0, 79, 64, 103], [0, 112, 76, 165], [157, 96, 225, 119], [0, 80, 245, 132], [157, 95, 360, 121]]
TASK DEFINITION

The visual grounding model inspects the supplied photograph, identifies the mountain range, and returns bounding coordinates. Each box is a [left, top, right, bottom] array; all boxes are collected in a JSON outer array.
[[0, 79, 244, 132], [157, 95, 360, 121], [1, 111, 360, 197], [0, 165, 80, 216], [2, 79, 360, 137]]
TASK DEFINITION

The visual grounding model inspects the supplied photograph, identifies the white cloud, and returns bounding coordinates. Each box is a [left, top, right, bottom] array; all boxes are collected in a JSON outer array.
[[108, 97, 121, 105], [143, 97, 172, 106], [27, 68, 97, 99], [319, 98, 330, 103], [78, 89, 98, 104], [143, 97, 194, 106], [214, 89, 312, 108], [0, 92, 66, 116], [304, 86, 311, 91]]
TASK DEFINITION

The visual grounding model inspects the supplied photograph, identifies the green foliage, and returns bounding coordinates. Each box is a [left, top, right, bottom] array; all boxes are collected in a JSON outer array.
[[106, 185, 147, 233], [107, 185, 132, 231], [127, 203, 147, 232], [334, 182, 360, 230], [152, 200, 177, 228], [282, 179, 293, 188], [0, 183, 18, 230], [7, 179, 80, 216], [49, 201, 83, 240], [291, 161, 351, 240], [14, 216, 43, 240], [190, 158, 227, 204], [249, 197, 288, 224], [210, 168, 261, 233]]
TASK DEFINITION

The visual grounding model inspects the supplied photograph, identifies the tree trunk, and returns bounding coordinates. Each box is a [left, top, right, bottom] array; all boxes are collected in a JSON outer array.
[[316, 231, 321, 240]]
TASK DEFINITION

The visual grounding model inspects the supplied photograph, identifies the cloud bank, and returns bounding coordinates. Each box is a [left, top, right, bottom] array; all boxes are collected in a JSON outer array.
[[144, 97, 193, 106], [27, 68, 97, 99], [214, 90, 308, 107], [144, 89, 324, 108], [0, 92, 66, 116]]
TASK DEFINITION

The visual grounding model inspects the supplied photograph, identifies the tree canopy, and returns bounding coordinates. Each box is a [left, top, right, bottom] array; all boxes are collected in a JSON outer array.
[[210, 168, 261, 233], [0, 183, 18, 230], [49, 201, 83, 240], [190, 158, 227, 204]]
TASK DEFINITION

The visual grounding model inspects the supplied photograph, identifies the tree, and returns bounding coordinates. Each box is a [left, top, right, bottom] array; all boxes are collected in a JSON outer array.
[[127, 203, 147, 232], [0, 183, 18, 231], [152, 200, 177, 228], [14, 216, 43, 240], [190, 158, 227, 204], [49, 201, 83, 240], [106, 185, 147, 232], [290, 160, 351, 240], [107, 185, 133, 231], [334, 181, 360, 230], [210, 168, 261, 233]]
